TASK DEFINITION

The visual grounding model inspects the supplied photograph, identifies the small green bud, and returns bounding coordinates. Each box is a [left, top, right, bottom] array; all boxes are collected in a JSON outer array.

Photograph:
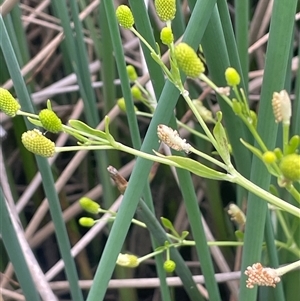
[[174, 43, 205, 78], [131, 86, 142, 100], [79, 217, 95, 227], [39, 108, 62, 133], [116, 253, 139, 268], [116, 5, 134, 29], [79, 197, 100, 214], [155, 0, 176, 22], [160, 27, 173, 45], [249, 110, 257, 129], [126, 65, 138, 81], [21, 129, 55, 157], [232, 99, 242, 115], [117, 98, 127, 112], [0, 88, 21, 117], [287, 135, 300, 154], [262, 151, 277, 164], [163, 260, 176, 273], [279, 154, 300, 181], [117, 98, 138, 113], [274, 148, 283, 161], [225, 67, 241, 86]]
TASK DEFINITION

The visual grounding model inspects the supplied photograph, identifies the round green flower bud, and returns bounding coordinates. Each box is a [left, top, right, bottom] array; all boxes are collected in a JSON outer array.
[[279, 154, 300, 181], [21, 129, 55, 157], [117, 98, 138, 113], [174, 43, 205, 78], [155, 0, 176, 22], [116, 5, 134, 29], [39, 108, 62, 133], [163, 260, 176, 273], [131, 86, 142, 100], [79, 217, 95, 227], [79, 197, 100, 214], [232, 99, 242, 115], [263, 151, 277, 164], [0, 88, 21, 117], [126, 65, 138, 81], [225, 67, 241, 86], [160, 27, 173, 45]]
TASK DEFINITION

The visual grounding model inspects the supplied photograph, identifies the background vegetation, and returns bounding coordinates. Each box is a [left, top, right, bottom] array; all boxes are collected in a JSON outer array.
[[0, 1, 299, 301]]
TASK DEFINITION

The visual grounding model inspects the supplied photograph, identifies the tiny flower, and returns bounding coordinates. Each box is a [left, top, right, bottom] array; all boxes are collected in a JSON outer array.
[[227, 203, 246, 226], [262, 151, 277, 164], [116, 253, 139, 268], [79, 197, 100, 214], [115, 5, 134, 29], [126, 65, 138, 81], [279, 154, 300, 181], [157, 124, 191, 154], [0, 88, 21, 117], [216, 87, 230, 96], [160, 27, 174, 45], [154, 0, 176, 22], [225, 67, 241, 86], [163, 260, 176, 273], [245, 263, 281, 288], [131, 86, 142, 100], [21, 129, 55, 157], [79, 217, 95, 227], [39, 108, 62, 133], [174, 43, 205, 78], [192, 99, 214, 123], [272, 90, 291, 124]]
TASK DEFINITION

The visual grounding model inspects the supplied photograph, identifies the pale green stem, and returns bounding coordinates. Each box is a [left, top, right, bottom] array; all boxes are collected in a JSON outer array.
[[136, 111, 211, 142], [276, 209, 298, 246], [285, 184, 300, 204], [190, 146, 228, 171], [282, 122, 290, 155], [230, 167, 300, 217], [17, 110, 39, 119], [239, 115, 269, 153], [276, 260, 300, 276], [130, 27, 175, 82], [199, 73, 233, 108], [55, 141, 300, 217]]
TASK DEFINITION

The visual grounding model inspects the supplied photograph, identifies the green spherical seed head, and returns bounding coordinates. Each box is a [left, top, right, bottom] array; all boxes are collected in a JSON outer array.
[[79, 197, 100, 214], [163, 260, 176, 273], [160, 27, 174, 45], [116, 5, 134, 29], [279, 154, 300, 181], [79, 217, 95, 227], [225, 67, 241, 86], [0, 88, 21, 117], [21, 129, 55, 157], [39, 109, 62, 133], [155, 0, 176, 22], [174, 43, 205, 78]]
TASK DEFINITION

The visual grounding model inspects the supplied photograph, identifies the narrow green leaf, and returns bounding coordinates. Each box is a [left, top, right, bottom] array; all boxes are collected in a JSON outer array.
[[154, 151, 228, 180], [213, 111, 231, 165], [68, 120, 107, 140], [181, 231, 189, 240], [161, 217, 180, 238]]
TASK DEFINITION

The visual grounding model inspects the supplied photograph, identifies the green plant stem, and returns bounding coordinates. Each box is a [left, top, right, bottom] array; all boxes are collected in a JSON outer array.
[[231, 168, 300, 217], [55, 141, 300, 217]]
